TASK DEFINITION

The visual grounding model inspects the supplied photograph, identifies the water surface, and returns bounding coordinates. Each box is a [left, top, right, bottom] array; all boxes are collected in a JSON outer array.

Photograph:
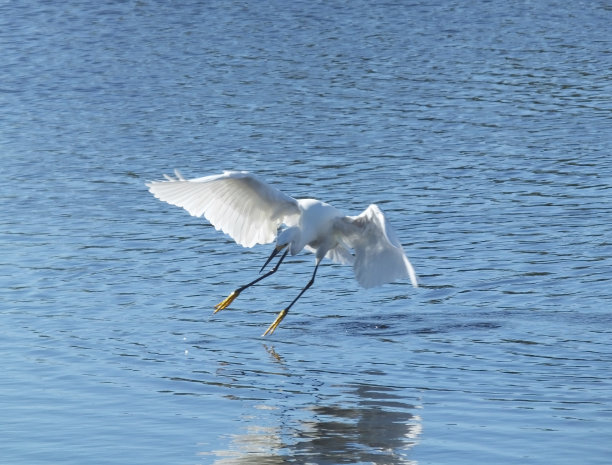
[[1, 1, 611, 464]]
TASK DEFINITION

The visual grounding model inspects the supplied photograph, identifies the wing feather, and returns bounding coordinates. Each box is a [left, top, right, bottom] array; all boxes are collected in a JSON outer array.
[[336, 204, 418, 288], [147, 171, 300, 247]]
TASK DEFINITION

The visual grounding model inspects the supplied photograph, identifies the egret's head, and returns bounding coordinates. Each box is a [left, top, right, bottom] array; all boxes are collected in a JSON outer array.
[[260, 227, 302, 273], [276, 226, 301, 255]]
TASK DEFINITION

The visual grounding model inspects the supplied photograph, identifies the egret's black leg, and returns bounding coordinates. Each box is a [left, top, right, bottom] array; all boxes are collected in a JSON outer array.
[[263, 261, 320, 336], [214, 248, 289, 313]]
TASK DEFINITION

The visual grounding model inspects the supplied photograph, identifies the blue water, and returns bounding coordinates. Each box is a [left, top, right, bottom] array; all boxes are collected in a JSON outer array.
[[2, 1, 611, 464]]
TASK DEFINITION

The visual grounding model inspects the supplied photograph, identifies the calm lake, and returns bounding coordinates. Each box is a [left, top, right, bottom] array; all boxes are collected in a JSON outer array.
[[2, 1, 611, 464]]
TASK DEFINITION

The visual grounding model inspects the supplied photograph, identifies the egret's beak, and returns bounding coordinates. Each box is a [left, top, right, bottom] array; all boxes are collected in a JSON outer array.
[[260, 245, 286, 273]]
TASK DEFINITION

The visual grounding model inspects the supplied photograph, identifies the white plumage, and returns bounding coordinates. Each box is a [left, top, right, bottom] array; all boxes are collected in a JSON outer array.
[[149, 170, 300, 248], [147, 170, 418, 335]]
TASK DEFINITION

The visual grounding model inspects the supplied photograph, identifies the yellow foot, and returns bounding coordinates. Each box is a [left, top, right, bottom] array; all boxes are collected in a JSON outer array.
[[213, 290, 240, 314], [262, 309, 288, 337]]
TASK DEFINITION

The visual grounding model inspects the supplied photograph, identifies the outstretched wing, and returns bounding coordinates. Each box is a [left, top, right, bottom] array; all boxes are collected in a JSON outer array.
[[147, 170, 300, 247], [336, 204, 418, 288]]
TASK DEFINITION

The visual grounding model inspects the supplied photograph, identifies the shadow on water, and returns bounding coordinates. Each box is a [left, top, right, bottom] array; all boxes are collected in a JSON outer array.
[[200, 344, 421, 464]]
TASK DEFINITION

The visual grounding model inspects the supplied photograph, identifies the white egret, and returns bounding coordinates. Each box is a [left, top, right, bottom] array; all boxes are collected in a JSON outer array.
[[147, 170, 418, 336]]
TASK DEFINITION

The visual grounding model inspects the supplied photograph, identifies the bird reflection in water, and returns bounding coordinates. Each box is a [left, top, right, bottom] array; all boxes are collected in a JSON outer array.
[[296, 383, 421, 464], [207, 348, 421, 464]]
